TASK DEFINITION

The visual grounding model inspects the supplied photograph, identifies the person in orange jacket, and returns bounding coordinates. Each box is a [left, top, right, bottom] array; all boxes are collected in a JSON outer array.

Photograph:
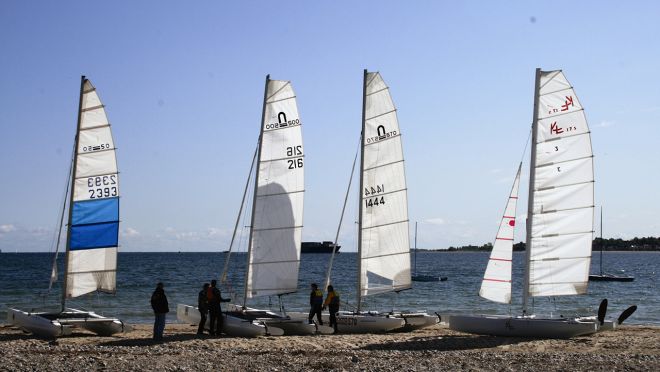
[[323, 285, 340, 333]]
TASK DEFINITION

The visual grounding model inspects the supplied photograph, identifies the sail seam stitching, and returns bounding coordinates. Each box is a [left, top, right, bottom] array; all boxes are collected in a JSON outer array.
[[361, 219, 409, 231], [256, 189, 304, 198], [365, 109, 397, 121], [252, 225, 303, 232], [536, 154, 593, 168], [81, 104, 104, 112], [363, 159, 404, 171]]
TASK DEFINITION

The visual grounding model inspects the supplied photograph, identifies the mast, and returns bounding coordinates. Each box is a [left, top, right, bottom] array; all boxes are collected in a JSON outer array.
[[522, 68, 541, 315], [356, 69, 367, 312], [243, 75, 270, 307], [324, 137, 361, 290], [600, 206, 603, 275], [220, 143, 258, 285], [61, 75, 86, 312], [413, 222, 418, 276]]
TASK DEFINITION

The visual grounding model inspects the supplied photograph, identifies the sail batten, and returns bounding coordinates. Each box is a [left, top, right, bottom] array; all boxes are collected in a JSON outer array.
[[245, 78, 304, 299], [65, 78, 119, 299], [359, 71, 411, 300], [527, 70, 594, 299]]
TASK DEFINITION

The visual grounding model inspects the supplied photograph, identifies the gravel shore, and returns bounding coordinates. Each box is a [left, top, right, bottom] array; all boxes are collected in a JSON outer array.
[[1, 323, 658, 371]]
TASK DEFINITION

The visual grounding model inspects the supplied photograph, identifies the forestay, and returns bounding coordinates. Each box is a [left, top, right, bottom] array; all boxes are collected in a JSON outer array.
[[528, 70, 594, 297], [66, 78, 119, 298], [246, 79, 304, 298], [480, 163, 522, 303], [359, 72, 411, 298]]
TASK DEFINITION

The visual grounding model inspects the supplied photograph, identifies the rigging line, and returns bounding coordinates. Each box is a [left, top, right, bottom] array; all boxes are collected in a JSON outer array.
[[324, 135, 361, 290], [221, 141, 259, 285], [520, 127, 532, 166], [49, 143, 75, 292]]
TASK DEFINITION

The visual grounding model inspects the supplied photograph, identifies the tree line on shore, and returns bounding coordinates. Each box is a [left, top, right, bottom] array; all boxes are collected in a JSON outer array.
[[433, 237, 660, 252]]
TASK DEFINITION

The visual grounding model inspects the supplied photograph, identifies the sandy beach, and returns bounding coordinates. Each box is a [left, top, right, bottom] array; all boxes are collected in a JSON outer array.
[[1, 322, 658, 371]]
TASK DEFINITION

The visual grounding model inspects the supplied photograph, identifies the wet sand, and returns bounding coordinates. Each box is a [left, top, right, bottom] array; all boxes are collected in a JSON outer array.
[[1, 322, 658, 371]]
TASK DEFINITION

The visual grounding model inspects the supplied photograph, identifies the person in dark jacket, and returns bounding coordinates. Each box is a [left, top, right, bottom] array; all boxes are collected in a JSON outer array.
[[308, 283, 324, 325], [150, 282, 169, 341], [208, 279, 230, 336], [197, 283, 210, 335], [323, 285, 340, 333]]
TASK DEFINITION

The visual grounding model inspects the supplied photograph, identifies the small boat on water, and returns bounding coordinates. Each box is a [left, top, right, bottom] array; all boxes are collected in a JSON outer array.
[[588, 208, 634, 282], [301, 241, 341, 254], [449, 69, 611, 338], [411, 223, 447, 282], [8, 77, 129, 338]]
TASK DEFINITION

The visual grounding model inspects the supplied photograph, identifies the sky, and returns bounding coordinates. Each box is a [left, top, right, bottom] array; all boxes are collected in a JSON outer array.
[[1, 1, 659, 252]]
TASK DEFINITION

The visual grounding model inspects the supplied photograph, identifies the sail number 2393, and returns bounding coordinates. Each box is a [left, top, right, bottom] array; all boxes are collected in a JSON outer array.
[[87, 175, 118, 199], [286, 146, 303, 169]]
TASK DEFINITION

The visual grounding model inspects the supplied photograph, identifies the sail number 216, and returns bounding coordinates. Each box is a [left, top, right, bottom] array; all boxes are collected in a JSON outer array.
[[286, 146, 303, 169]]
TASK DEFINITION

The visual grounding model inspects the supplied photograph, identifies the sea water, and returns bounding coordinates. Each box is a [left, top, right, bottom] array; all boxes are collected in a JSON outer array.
[[0, 251, 657, 325]]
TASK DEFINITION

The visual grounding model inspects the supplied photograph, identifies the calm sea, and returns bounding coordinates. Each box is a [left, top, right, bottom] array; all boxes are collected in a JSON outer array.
[[1, 251, 657, 325]]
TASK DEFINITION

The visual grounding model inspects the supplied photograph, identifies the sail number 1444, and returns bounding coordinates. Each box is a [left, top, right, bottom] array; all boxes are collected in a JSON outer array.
[[364, 184, 385, 208]]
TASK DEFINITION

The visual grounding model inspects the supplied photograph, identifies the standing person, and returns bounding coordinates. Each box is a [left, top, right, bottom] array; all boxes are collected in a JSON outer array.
[[150, 282, 169, 341], [323, 285, 340, 333], [197, 283, 210, 335], [308, 283, 324, 325], [208, 279, 230, 336]]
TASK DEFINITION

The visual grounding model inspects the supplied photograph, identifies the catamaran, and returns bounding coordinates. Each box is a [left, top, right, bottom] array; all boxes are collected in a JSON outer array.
[[178, 76, 327, 336], [290, 70, 436, 332], [8, 76, 129, 338], [449, 69, 611, 338]]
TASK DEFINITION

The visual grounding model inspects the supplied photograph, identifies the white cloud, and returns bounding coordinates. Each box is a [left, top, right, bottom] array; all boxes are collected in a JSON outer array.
[[121, 227, 140, 237], [595, 120, 614, 128], [0, 224, 17, 233], [425, 218, 446, 225]]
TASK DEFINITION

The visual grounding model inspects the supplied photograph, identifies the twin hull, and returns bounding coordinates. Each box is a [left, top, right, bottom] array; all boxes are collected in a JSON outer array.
[[8, 308, 129, 338], [176, 304, 285, 337], [448, 314, 599, 338]]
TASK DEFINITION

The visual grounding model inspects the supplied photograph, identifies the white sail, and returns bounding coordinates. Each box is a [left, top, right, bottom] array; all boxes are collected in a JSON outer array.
[[528, 70, 594, 297], [245, 79, 304, 299], [479, 163, 522, 303], [66, 78, 119, 298], [359, 72, 411, 298]]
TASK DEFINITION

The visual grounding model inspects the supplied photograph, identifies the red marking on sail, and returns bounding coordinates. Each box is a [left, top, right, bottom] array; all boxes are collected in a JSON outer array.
[[489, 257, 512, 262], [484, 278, 511, 283], [503, 216, 515, 219], [509, 220, 516, 227], [495, 237, 513, 241], [509, 196, 518, 199]]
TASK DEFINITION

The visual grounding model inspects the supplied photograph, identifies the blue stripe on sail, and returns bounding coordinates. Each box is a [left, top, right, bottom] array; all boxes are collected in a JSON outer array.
[[70, 222, 119, 250], [71, 197, 119, 226]]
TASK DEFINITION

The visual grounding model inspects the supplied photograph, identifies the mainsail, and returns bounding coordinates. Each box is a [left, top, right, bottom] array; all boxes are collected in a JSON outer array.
[[479, 163, 522, 304], [525, 70, 594, 301], [64, 77, 119, 299], [358, 71, 411, 303], [245, 78, 304, 299]]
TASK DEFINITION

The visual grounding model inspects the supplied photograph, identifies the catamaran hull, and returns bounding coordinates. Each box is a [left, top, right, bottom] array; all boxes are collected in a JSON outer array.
[[392, 312, 440, 330], [176, 304, 282, 337], [288, 311, 404, 333], [448, 314, 599, 338], [7, 308, 128, 338]]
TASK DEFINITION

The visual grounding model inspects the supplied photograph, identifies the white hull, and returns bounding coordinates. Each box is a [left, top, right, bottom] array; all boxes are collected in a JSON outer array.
[[448, 314, 599, 338], [8, 308, 129, 338], [176, 304, 283, 337], [240, 306, 331, 335], [391, 312, 439, 330], [289, 311, 404, 333]]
